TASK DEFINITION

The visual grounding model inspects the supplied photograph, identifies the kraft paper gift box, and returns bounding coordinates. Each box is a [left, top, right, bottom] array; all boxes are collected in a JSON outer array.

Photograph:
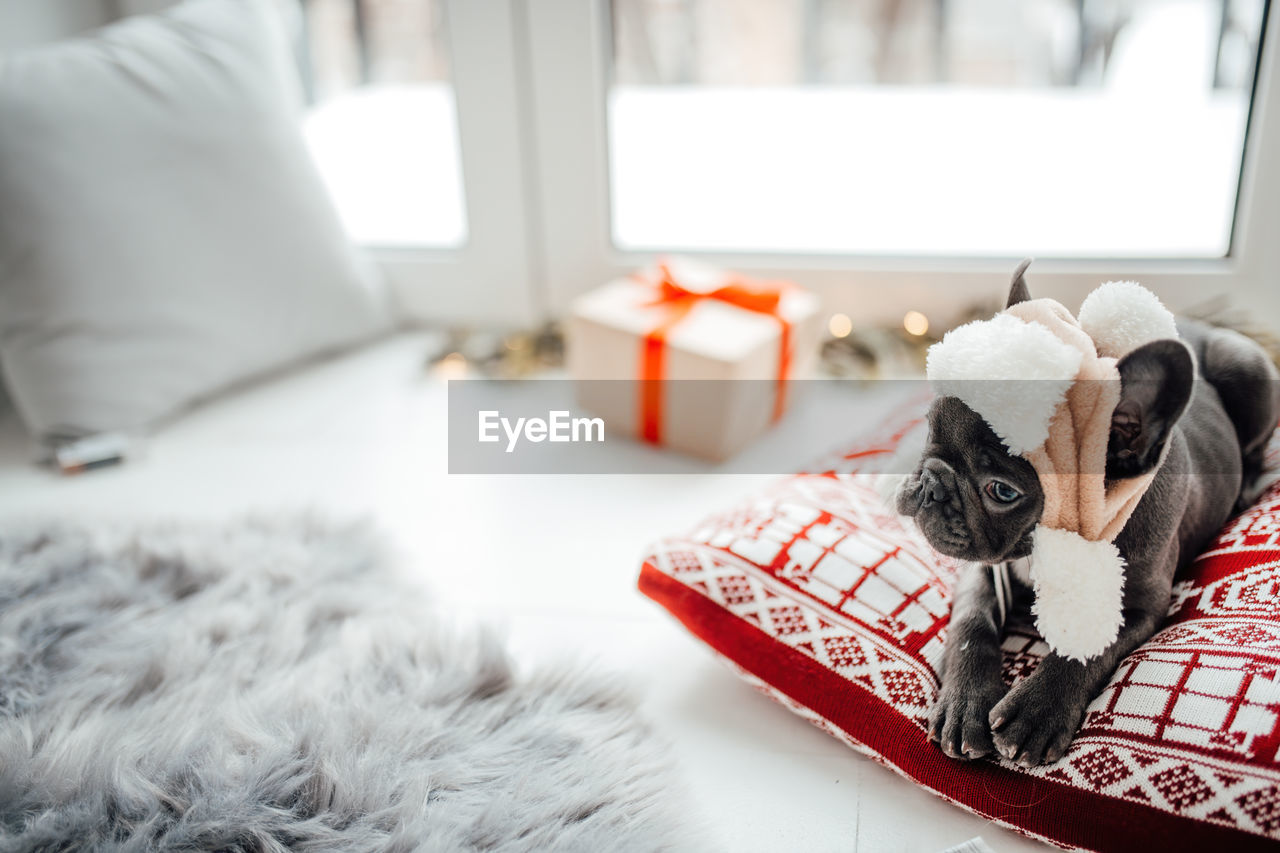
[[567, 260, 822, 460]]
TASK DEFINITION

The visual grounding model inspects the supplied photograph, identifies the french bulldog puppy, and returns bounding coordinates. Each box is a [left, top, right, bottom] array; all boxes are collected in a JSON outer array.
[[898, 269, 1280, 767]]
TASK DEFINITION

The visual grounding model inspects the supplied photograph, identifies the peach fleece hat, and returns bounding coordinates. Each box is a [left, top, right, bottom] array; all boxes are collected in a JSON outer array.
[[925, 280, 1178, 662]]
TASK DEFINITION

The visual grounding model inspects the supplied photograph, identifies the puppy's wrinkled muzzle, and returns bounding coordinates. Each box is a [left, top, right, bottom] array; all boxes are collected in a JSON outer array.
[[919, 459, 954, 508]]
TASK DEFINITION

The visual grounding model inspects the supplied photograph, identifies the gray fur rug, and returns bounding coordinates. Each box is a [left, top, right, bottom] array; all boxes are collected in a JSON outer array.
[[0, 519, 682, 852]]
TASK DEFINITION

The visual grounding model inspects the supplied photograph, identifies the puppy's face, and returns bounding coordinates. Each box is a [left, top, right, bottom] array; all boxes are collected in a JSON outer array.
[[896, 396, 1044, 563], [901, 262, 1196, 567]]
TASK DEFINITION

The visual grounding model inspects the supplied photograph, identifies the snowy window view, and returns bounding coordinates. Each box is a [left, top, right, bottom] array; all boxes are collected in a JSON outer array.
[[609, 0, 1267, 257], [299, 0, 465, 247], [296, 0, 1266, 258]]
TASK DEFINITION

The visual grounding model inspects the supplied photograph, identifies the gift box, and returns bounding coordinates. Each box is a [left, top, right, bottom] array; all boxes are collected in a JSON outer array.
[[566, 259, 822, 460]]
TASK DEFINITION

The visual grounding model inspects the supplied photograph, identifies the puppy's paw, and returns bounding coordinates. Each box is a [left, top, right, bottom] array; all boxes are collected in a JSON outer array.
[[989, 679, 1084, 767], [928, 682, 1006, 761]]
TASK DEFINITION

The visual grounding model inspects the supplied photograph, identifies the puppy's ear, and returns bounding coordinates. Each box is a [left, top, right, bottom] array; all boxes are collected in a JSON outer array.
[[1107, 339, 1194, 478], [1007, 258, 1033, 308]]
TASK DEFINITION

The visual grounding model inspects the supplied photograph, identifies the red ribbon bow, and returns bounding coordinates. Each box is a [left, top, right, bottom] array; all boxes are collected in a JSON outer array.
[[636, 263, 795, 444]]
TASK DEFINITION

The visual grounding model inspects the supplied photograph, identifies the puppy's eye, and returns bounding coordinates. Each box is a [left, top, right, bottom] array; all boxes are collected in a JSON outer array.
[[985, 481, 1021, 504]]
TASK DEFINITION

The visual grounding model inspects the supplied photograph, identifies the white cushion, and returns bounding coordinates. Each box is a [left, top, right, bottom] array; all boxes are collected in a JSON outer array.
[[0, 0, 393, 439]]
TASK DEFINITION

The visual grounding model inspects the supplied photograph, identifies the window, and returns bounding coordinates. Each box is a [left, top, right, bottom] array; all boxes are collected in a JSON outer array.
[[294, 0, 1280, 329], [293, 0, 540, 326], [300, 0, 466, 247], [608, 0, 1268, 258]]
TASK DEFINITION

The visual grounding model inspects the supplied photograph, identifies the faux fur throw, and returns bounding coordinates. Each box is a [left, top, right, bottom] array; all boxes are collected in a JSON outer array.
[[927, 281, 1179, 662], [0, 518, 685, 851]]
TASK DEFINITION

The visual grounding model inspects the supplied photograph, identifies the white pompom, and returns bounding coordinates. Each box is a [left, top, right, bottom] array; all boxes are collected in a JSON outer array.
[[1030, 527, 1126, 663], [1078, 281, 1178, 359]]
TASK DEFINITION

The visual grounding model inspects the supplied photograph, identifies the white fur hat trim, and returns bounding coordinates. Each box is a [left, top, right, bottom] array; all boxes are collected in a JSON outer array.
[[926, 313, 1083, 455], [1030, 526, 1126, 663], [1077, 280, 1178, 359]]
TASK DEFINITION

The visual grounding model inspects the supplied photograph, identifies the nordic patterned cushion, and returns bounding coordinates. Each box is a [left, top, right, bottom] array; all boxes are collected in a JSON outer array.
[[639, 398, 1280, 853]]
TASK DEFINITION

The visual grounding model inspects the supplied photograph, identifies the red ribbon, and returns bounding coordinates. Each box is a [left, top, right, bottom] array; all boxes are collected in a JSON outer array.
[[636, 263, 794, 444]]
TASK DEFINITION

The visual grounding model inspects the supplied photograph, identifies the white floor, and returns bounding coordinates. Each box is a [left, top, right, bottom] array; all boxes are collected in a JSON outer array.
[[0, 333, 1051, 853]]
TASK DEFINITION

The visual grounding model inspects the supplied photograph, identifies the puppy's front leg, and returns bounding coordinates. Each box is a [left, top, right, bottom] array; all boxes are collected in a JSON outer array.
[[928, 562, 1009, 760], [990, 605, 1165, 767]]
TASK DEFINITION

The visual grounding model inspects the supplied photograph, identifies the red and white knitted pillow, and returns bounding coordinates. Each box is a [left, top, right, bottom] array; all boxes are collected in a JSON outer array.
[[639, 400, 1280, 852]]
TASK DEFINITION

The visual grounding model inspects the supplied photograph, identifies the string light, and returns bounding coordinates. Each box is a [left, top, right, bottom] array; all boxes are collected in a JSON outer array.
[[828, 313, 853, 338], [903, 310, 929, 337], [435, 351, 468, 378]]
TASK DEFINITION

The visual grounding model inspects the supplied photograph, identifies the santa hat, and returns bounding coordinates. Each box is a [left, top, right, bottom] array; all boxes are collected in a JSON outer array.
[[925, 277, 1178, 662]]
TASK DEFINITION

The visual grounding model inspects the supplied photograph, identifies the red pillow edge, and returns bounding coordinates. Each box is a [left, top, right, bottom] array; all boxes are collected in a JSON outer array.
[[639, 560, 1279, 853]]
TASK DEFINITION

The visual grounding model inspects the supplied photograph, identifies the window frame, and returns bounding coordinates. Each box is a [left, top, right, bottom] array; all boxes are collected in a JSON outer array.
[[511, 0, 1280, 331], [360, 0, 542, 327], [369, 0, 1280, 331]]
